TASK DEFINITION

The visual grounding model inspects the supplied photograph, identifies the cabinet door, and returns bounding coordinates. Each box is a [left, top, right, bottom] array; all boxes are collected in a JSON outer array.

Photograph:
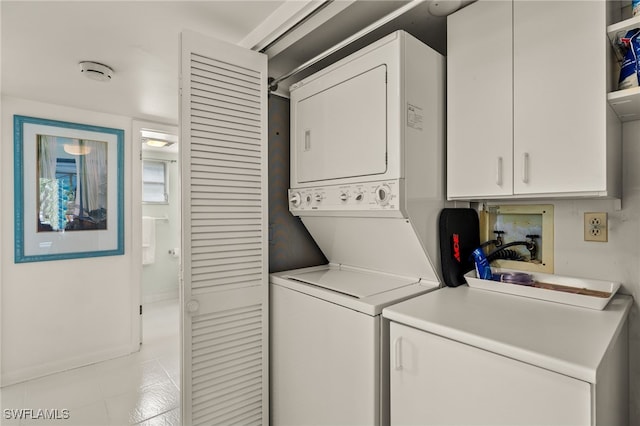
[[447, 0, 513, 199], [390, 323, 591, 425], [513, 1, 607, 195]]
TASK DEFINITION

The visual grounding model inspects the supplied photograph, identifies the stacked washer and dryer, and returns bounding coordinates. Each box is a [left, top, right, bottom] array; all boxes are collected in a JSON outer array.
[[270, 30, 445, 425]]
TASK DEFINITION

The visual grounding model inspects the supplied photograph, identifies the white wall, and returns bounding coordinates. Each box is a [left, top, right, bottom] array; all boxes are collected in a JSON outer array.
[[141, 150, 180, 303], [1, 97, 138, 385]]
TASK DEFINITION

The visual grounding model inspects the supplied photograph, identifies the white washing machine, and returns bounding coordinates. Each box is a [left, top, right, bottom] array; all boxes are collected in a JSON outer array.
[[271, 263, 437, 425], [271, 30, 445, 425]]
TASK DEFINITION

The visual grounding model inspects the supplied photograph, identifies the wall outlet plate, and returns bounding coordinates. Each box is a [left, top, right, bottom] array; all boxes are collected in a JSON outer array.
[[584, 212, 608, 242]]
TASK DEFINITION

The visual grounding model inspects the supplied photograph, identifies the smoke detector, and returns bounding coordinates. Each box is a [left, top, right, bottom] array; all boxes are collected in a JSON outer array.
[[78, 61, 114, 82]]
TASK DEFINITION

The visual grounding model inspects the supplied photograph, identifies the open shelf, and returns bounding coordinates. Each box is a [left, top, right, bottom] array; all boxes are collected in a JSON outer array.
[[608, 86, 640, 121], [607, 15, 640, 60], [607, 16, 640, 121]]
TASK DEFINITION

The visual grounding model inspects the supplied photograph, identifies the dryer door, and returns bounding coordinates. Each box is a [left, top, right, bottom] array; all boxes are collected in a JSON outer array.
[[294, 64, 388, 184]]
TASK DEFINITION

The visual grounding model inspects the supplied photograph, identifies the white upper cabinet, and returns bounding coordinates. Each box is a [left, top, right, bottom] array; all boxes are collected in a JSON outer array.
[[447, 0, 621, 200], [447, 0, 513, 198]]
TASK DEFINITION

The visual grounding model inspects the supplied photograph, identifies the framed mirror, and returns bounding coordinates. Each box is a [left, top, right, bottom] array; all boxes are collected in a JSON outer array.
[[14, 115, 124, 262]]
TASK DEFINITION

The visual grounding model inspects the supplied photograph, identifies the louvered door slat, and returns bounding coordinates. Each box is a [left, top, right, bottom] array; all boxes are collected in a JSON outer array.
[[192, 178, 260, 189], [193, 194, 262, 203], [181, 30, 268, 426], [192, 129, 261, 147], [192, 220, 260, 229], [191, 122, 260, 142], [192, 200, 262, 209], [192, 165, 260, 176], [192, 309, 261, 332], [192, 96, 260, 120], [192, 270, 262, 286], [192, 158, 261, 171], [192, 339, 261, 367], [191, 59, 261, 89], [192, 255, 260, 268], [192, 335, 262, 363], [192, 113, 260, 134], [192, 359, 262, 388], [191, 276, 262, 292], [193, 262, 262, 278], [191, 54, 260, 84], [192, 147, 261, 163], [194, 388, 262, 422], [192, 185, 260, 195], [191, 245, 260, 256], [192, 105, 260, 128], [193, 364, 262, 396], [196, 399, 262, 426], [191, 75, 260, 103], [194, 374, 262, 408], [192, 84, 259, 110], [193, 339, 262, 367]]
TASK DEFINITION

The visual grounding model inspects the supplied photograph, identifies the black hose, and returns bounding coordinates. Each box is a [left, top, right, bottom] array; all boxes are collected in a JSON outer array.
[[489, 249, 524, 261], [486, 241, 531, 262]]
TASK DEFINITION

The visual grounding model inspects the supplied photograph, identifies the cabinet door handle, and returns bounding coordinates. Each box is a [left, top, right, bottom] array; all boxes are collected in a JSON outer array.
[[304, 129, 311, 151], [496, 157, 503, 186], [394, 337, 403, 371], [522, 152, 530, 184]]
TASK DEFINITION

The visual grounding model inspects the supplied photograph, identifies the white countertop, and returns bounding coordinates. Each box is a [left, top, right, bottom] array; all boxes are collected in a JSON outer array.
[[382, 286, 632, 383]]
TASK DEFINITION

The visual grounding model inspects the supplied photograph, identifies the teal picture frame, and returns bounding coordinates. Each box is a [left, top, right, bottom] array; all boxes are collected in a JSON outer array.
[[14, 115, 124, 262]]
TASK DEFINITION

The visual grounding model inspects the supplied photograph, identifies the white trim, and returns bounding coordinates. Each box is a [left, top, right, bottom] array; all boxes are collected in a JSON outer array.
[[238, 0, 327, 50], [132, 120, 179, 352], [256, 1, 356, 58], [1, 343, 132, 387]]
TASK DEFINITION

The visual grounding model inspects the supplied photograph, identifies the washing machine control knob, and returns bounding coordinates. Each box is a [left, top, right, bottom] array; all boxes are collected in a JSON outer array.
[[314, 193, 323, 203], [289, 192, 302, 208], [375, 185, 391, 206], [339, 192, 349, 202], [355, 192, 364, 202]]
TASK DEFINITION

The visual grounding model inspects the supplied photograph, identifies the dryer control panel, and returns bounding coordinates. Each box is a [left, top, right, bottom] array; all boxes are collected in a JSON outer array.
[[288, 179, 405, 217]]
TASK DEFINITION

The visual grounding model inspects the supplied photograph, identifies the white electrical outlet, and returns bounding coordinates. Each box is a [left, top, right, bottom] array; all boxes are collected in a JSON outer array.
[[584, 212, 608, 242]]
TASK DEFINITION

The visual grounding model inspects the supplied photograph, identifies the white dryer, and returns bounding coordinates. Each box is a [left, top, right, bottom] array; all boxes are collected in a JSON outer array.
[[271, 30, 445, 425]]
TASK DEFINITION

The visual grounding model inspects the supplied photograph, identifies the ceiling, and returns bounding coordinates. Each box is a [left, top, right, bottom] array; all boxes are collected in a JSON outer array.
[[1, 1, 458, 126]]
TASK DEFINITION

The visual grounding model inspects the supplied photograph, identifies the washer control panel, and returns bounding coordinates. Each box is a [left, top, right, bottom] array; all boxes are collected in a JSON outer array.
[[288, 180, 403, 214]]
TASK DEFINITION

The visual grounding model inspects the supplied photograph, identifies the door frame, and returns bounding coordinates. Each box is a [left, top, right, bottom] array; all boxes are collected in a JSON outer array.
[[131, 119, 180, 349]]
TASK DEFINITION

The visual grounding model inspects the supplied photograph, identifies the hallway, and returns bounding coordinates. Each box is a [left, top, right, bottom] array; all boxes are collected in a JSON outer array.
[[0, 299, 180, 425]]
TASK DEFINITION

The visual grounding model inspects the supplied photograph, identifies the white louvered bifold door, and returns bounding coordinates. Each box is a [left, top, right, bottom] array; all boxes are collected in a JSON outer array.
[[180, 30, 268, 426]]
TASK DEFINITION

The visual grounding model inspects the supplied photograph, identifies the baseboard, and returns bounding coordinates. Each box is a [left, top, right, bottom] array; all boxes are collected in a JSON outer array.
[[142, 288, 179, 304], [1, 343, 133, 387]]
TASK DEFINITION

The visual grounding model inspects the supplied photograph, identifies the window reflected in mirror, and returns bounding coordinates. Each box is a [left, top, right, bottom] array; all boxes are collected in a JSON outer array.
[[37, 134, 108, 232]]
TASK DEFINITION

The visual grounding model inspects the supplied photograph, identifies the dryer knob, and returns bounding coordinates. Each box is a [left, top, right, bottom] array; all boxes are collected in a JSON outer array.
[[375, 185, 391, 206], [289, 192, 302, 208]]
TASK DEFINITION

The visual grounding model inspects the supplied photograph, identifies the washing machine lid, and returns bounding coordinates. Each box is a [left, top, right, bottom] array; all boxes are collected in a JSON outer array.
[[300, 216, 440, 284], [285, 268, 416, 299]]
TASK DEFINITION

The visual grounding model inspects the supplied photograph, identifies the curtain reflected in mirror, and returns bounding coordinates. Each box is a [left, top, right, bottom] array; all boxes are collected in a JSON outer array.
[[37, 135, 108, 232]]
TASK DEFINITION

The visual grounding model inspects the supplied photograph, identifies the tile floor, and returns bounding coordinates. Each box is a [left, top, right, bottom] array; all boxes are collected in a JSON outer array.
[[0, 299, 180, 426]]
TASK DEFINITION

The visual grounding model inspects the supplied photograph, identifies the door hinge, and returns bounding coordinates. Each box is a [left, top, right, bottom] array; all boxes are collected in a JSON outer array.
[[139, 305, 143, 315]]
